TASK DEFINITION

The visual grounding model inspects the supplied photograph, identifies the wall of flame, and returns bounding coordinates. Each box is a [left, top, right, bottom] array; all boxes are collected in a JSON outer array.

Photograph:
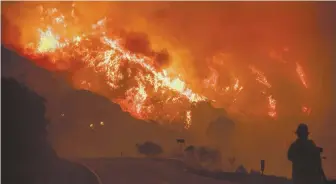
[[2, 2, 317, 126]]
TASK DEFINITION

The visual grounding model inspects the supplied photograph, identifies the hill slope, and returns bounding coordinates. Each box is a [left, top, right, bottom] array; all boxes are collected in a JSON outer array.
[[1, 46, 185, 157], [79, 158, 233, 184], [78, 157, 298, 184]]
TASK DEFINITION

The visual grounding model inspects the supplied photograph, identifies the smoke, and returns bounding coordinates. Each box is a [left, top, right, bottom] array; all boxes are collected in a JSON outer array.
[[2, 1, 335, 177], [122, 31, 171, 69]]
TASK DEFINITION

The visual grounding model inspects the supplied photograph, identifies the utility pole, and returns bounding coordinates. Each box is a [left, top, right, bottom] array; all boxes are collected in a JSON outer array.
[[260, 160, 265, 176], [176, 138, 186, 154]]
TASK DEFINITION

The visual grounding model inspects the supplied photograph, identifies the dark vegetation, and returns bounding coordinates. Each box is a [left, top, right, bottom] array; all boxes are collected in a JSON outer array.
[[1, 76, 101, 184], [184, 145, 222, 167], [136, 141, 164, 157], [189, 168, 292, 184]]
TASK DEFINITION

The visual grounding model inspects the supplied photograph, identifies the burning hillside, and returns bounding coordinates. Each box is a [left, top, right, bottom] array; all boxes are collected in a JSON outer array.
[[2, 2, 314, 129], [4, 4, 208, 127]]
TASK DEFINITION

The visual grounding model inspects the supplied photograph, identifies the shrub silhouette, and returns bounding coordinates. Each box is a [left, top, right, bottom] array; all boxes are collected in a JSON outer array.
[[197, 146, 222, 164], [185, 145, 196, 152], [184, 145, 222, 170], [136, 141, 163, 157], [236, 165, 248, 174]]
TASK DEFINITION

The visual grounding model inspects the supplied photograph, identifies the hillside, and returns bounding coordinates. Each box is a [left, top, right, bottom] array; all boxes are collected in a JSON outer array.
[[1, 46, 185, 157], [1, 46, 235, 158], [78, 157, 293, 184], [79, 157, 233, 184]]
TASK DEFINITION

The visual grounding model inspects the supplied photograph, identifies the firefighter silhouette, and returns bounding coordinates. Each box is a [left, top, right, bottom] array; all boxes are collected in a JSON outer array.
[[288, 123, 324, 184]]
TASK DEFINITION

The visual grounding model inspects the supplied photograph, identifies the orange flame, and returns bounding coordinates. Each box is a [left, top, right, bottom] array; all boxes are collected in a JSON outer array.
[[296, 62, 308, 88], [185, 111, 192, 129], [22, 5, 206, 127], [3, 3, 314, 125], [268, 95, 277, 118], [250, 66, 272, 88]]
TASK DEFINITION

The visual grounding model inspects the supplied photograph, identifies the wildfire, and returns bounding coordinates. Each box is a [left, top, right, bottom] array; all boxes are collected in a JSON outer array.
[[233, 78, 244, 94], [203, 67, 219, 89], [203, 65, 244, 103], [3, 3, 314, 126], [22, 5, 206, 127], [250, 66, 272, 88], [267, 95, 277, 118], [37, 27, 61, 53], [185, 111, 192, 129], [302, 106, 312, 115], [296, 62, 308, 88]]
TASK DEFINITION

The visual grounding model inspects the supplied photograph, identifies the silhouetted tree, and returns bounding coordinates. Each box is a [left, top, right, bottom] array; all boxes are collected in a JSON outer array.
[[197, 146, 222, 164], [236, 165, 248, 174], [184, 145, 222, 169], [183, 145, 202, 168], [136, 141, 163, 157], [184, 145, 197, 159], [2, 77, 101, 184], [184, 145, 196, 152]]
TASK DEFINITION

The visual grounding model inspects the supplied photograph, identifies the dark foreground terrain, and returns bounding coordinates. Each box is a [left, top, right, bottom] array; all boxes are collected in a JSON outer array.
[[77, 157, 293, 184]]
